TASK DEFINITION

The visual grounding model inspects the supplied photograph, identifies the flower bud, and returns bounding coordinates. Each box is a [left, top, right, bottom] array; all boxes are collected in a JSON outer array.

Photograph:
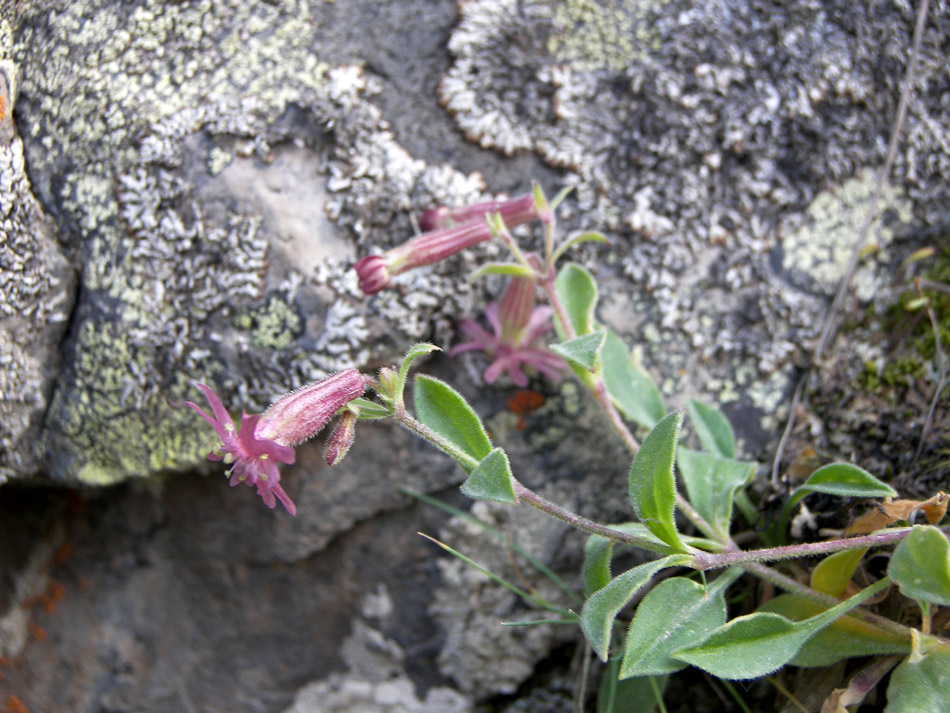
[[324, 409, 358, 467], [355, 255, 392, 295]]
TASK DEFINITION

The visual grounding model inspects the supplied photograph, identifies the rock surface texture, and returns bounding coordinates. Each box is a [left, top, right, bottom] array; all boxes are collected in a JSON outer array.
[[1, 0, 948, 711]]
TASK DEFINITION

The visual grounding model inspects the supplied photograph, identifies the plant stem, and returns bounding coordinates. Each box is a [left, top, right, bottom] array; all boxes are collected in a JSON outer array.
[[691, 528, 913, 570], [512, 482, 676, 555], [394, 407, 480, 471]]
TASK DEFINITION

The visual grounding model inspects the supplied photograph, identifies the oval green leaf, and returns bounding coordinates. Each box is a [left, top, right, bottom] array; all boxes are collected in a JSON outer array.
[[554, 262, 598, 336], [602, 330, 665, 429], [674, 578, 889, 679], [676, 448, 755, 539], [629, 412, 687, 553], [413, 374, 491, 472], [460, 447, 518, 505], [789, 463, 897, 510], [885, 645, 950, 713], [888, 525, 950, 607], [621, 568, 743, 677], [581, 556, 685, 661], [686, 399, 735, 459]]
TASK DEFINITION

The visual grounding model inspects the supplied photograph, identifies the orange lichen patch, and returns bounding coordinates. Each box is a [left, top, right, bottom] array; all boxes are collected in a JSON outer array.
[[507, 389, 545, 431], [2, 695, 29, 713], [846, 491, 949, 535], [40, 581, 65, 615], [0, 95, 6, 121], [26, 622, 47, 643]]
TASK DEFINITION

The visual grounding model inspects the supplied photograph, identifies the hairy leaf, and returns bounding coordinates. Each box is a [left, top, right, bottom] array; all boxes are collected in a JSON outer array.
[[676, 449, 755, 539], [759, 594, 909, 667], [889, 526, 950, 607], [622, 568, 743, 677], [674, 578, 889, 678], [414, 375, 491, 472], [460, 448, 518, 504], [687, 399, 735, 459], [885, 645, 950, 713], [602, 330, 665, 429], [581, 556, 686, 661], [629, 412, 687, 552], [554, 263, 598, 336], [551, 330, 607, 372]]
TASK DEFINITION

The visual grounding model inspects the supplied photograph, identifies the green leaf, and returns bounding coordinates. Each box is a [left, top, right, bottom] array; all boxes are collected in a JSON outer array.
[[551, 330, 607, 372], [676, 449, 755, 539], [602, 330, 665, 429], [460, 448, 518, 505], [889, 525, 950, 607], [810, 547, 869, 597], [885, 645, 950, 713], [621, 568, 744, 677], [759, 594, 910, 667], [788, 463, 897, 510], [598, 657, 667, 713], [396, 343, 441, 406], [629, 412, 688, 553], [552, 231, 611, 264], [348, 397, 392, 420], [686, 399, 735, 459], [468, 262, 538, 282], [673, 578, 890, 679], [581, 556, 687, 661], [583, 535, 615, 597], [554, 263, 598, 337], [413, 374, 491, 472]]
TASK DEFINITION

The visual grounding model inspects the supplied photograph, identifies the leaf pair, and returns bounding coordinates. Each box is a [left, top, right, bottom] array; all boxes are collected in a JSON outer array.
[[553, 264, 664, 428], [413, 372, 517, 504]]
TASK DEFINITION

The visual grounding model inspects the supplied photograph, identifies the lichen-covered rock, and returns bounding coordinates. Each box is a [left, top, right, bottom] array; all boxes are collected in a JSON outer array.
[[0, 58, 75, 482], [10, 0, 490, 484], [440, 0, 950, 429]]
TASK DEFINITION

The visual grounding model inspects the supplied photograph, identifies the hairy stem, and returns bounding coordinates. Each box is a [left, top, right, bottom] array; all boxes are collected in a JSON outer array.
[[692, 528, 913, 570], [513, 482, 678, 556]]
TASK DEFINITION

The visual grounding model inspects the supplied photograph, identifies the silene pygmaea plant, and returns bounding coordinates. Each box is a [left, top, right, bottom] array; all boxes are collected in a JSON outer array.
[[188, 183, 950, 712]]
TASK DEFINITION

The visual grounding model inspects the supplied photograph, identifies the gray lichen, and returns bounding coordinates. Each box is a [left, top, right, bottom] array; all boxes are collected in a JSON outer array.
[[0, 59, 74, 481], [11, 1, 497, 483], [439, 0, 950, 424]]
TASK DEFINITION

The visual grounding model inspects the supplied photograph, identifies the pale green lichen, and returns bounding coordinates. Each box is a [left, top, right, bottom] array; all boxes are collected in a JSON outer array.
[[547, 0, 669, 72], [781, 169, 914, 301], [47, 320, 212, 485], [233, 294, 303, 352]]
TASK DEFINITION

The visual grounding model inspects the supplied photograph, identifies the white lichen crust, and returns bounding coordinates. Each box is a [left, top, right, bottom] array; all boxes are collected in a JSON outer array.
[[12, 1, 495, 483], [440, 0, 950, 423], [0, 61, 74, 482]]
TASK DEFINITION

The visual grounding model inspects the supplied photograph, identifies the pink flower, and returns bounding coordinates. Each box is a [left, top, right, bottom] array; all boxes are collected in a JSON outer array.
[[186, 369, 368, 515], [449, 277, 566, 388], [355, 193, 540, 295]]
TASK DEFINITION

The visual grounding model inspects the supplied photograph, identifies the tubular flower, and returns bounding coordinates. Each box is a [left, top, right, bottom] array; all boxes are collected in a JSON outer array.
[[449, 277, 566, 388], [355, 193, 540, 295], [186, 369, 368, 515]]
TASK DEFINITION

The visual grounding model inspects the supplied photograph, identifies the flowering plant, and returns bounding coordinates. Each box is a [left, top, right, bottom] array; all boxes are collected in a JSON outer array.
[[189, 185, 949, 712]]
